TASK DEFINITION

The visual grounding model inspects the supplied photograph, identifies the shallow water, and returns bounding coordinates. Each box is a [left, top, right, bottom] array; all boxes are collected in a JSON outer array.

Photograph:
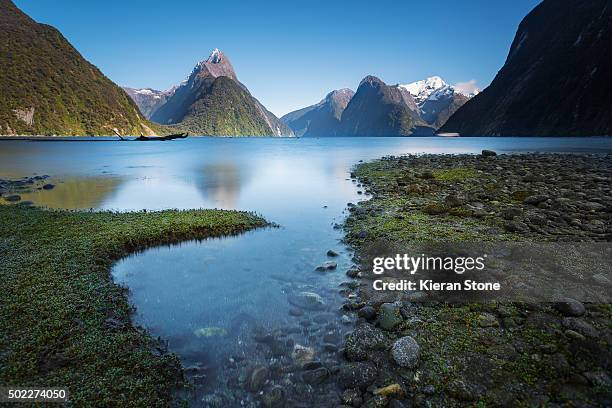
[[2, 136, 610, 403]]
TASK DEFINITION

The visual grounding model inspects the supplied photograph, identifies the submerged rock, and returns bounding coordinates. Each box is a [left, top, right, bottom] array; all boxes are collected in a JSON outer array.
[[288, 291, 326, 310], [315, 261, 338, 272], [262, 385, 286, 408], [302, 367, 330, 384], [247, 365, 269, 392], [4, 194, 21, 202], [194, 327, 228, 337], [292, 344, 315, 365]]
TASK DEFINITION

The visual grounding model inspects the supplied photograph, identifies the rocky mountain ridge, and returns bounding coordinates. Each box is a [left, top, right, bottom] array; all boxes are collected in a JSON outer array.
[[136, 49, 292, 136]]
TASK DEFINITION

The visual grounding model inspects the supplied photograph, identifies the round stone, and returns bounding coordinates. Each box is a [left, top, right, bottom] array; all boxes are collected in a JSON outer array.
[[391, 336, 420, 368]]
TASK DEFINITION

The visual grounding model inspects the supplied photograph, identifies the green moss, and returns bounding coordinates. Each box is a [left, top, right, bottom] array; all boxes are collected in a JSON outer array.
[[423, 202, 448, 215], [511, 190, 532, 202], [433, 168, 477, 181], [0, 205, 267, 406]]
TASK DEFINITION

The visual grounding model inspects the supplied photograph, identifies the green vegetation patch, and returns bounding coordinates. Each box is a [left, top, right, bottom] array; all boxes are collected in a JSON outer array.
[[343, 154, 611, 406], [0, 205, 267, 406], [432, 167, 477, 181]]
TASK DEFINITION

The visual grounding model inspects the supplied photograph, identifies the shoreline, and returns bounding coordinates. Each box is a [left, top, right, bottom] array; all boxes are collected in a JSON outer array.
[[1, 151, 610, 406], [338, 152, 611, 406], [0, 205, 268, 406]]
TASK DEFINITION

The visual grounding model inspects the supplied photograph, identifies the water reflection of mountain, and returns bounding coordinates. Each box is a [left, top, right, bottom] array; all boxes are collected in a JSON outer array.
[[18, 177, 123, 209], [197, 164, 245, 209]]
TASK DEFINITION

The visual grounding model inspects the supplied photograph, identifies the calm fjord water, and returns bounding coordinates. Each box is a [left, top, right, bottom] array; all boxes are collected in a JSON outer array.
[[1, 136, 610, 398]]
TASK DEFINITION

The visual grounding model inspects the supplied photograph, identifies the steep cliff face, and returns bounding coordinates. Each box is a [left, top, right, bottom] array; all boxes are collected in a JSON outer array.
[[439, 0, 612, 136], [0, 0, 158, 136]]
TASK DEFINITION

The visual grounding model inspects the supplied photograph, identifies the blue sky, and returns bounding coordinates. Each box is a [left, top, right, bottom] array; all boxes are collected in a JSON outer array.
[[15, 0, 540, 116]]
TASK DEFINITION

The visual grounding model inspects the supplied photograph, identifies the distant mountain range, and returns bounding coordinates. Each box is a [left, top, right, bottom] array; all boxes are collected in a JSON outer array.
[[122, 88, 175, 119], [126, 49, 292, 137], [440, 0, 612, 136], [282, 75, 477, 137], [2, 0, 609, 137], [0, 0, 160, 136]]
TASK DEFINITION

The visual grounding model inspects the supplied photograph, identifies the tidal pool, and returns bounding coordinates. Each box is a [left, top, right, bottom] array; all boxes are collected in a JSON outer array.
[[2, 136, 610, 405]]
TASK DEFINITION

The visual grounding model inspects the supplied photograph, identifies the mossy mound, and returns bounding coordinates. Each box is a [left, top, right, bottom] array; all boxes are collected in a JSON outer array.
[[0, 205, 267, 406]]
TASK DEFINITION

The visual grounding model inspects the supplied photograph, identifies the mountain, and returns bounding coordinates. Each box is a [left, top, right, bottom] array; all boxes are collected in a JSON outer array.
[[148, 49, 292, 136], [439, 0, 612, 136], [281, 89, 354, 137], [0, 0, 159, 136], [338, 76, 432, 136], [283, 75, 477, 137], [399, 76, 449, 105], [122, 87, 175, 119], [398, 76, 477, 129]]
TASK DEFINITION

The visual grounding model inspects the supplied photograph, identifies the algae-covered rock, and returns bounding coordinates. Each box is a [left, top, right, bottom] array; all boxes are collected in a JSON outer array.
[[376, 302, 404, 331]]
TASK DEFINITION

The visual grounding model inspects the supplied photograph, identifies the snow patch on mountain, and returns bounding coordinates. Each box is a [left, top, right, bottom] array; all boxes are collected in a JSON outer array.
[[399, 76, 448, 104], [399, 76, 480, 106], [207, 48, 223, 63]]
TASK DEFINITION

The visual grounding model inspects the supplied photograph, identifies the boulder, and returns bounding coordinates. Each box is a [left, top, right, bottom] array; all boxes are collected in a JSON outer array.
[[554, 298, 585, 317], [376, 302, 404, 331], [391, 336, 420, 368], [337, 362, 377, 389], [524, 195, 549, 205], [562, 317, 599, 338], [345, 323, 387, 361]]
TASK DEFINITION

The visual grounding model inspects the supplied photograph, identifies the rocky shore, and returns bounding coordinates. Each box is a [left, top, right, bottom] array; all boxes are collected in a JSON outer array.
[[0, 174, 54, 204], [337, 153, 611, 407]]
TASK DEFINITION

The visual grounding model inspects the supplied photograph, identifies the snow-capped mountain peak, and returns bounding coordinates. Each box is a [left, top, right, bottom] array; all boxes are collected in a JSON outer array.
[[133, 88, 156, 96], [207, 48, 223, 64], [399, 76, 448, 104]]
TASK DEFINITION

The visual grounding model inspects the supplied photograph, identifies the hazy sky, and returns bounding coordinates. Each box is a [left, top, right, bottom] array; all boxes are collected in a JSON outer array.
[[15, 0, 540, 116]]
